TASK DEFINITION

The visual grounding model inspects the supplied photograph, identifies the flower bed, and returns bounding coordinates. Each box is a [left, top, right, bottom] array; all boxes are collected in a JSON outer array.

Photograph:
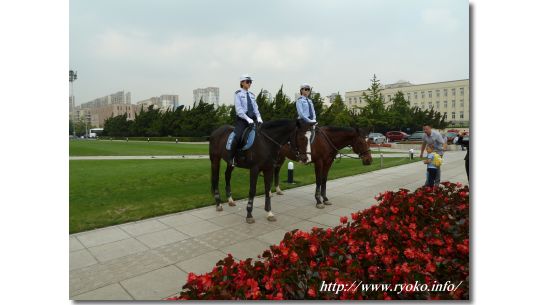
[[170, 182, 469, 300]]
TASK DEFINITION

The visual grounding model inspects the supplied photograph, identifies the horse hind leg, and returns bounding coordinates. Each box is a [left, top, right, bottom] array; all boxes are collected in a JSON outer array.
[[211, 156, 223, 211], [225, 163, 236, 206], [322, 176, 332, 205], [274, 165, 284, 195], [264, 169, 276, 222]]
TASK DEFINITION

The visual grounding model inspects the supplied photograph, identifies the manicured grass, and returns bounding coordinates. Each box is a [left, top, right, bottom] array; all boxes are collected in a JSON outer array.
[[69, 140, 209, 156], [70, 157, 420, 233]]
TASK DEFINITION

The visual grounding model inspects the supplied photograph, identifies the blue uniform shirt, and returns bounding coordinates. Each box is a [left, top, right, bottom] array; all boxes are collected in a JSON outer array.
[[296, 95, 316, 123], [234, 89, 261, 121]]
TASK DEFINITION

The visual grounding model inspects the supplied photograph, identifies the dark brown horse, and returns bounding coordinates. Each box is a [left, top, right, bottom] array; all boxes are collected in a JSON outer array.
[[209, 119, 314, 223], [273, 126, 373, 208]]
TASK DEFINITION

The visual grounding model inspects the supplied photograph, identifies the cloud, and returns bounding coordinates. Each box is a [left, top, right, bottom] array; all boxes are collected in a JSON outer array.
[[421, 8, 461, 32]]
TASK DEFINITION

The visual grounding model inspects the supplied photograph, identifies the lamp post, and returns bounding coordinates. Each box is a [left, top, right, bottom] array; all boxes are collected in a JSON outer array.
[[69, 70, 77, 138]]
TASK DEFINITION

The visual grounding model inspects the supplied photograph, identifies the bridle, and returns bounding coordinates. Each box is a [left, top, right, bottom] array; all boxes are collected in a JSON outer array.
[[259, 123, 304, 161], [317, 126, 371, 160]]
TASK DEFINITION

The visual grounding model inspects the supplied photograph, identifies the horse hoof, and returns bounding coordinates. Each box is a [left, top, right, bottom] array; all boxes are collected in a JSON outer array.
[[267, 215, 277, 222], [276, 190, 284, 195], [246, 217, 255, 224], [228, 201, 236, 206], [216, 205, 223, 212], [316, 204, 325, 209], [323, 201, 332, 205]]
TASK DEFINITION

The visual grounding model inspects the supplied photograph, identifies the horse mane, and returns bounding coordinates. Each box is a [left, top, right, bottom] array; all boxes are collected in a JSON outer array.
[[260, 119, 293, 130], [324, 126, 355, 133]]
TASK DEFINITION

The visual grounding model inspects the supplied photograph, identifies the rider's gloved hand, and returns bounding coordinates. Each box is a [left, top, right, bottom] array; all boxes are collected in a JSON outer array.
[[257, 117, 263, 124], [246, 117, 254, 124]]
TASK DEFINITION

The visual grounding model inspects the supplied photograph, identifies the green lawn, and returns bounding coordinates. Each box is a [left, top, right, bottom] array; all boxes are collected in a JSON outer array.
[[69, 140, 209, 156], [70, 157, 419, 233]]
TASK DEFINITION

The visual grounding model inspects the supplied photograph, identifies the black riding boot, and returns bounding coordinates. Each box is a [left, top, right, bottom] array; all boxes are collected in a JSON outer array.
[[229, 138, 239, 166]]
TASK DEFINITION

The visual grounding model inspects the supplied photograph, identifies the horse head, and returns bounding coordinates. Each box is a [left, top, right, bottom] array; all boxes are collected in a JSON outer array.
[[291, 120, 316, 164], [353, 126, 373, 165]]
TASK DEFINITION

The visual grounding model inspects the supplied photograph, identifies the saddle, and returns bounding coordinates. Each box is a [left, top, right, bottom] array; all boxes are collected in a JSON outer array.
[[226, 126, 256, 151]]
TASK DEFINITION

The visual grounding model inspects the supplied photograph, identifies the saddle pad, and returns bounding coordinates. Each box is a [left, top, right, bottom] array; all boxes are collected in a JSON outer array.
[[226, 129, 256, 151]]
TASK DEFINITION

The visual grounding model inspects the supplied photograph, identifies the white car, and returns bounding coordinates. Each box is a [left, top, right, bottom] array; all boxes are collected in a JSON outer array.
[[368, 132, 386, 144]]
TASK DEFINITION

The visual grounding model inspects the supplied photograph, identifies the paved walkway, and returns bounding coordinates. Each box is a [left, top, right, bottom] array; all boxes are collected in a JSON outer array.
[[69, 151, 468, 300]]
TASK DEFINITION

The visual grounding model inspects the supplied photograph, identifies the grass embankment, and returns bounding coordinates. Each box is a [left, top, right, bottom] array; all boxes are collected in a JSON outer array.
[[70, 157, 419, 233]]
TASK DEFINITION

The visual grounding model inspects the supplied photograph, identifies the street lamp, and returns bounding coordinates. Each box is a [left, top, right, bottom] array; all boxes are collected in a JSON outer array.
[[69, 70, 77, 138]]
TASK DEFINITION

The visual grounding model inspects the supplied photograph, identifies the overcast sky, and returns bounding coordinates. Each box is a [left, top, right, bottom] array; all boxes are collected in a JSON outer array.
[[70, 0, 469, 106]]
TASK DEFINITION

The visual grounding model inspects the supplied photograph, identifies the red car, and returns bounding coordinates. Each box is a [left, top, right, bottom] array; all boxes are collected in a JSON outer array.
[[385, 131, 409, 142]]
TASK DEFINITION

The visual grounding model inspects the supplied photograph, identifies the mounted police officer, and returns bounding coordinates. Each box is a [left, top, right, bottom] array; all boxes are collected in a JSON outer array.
[[229, 74, 263, 166], [296, 83, 317, 124]]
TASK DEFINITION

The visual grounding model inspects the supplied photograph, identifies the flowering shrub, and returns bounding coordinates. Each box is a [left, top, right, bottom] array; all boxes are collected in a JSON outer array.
[[170, 182, 469, 300]]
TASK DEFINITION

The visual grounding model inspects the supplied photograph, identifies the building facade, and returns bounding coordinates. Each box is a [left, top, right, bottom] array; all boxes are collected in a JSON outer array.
[[89, 104, 138, 128], [80, 90, 131, 109], [193, 87, 219, 106], [345, 79, 470, 126], [137, 94, 179, 111]]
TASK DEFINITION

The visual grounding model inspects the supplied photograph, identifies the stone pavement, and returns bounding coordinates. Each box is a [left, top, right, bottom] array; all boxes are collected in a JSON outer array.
[[69, 151, 468, 300]]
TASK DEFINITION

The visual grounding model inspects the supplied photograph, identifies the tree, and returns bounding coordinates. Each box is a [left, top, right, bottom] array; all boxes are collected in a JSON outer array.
[[320, 93, 354, 126], [357, 74, 388, 131]]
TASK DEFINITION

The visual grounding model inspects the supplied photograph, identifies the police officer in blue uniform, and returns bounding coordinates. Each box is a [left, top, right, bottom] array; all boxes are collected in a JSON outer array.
[[296, 83, 317, 124], [229, 74, 263, 165]]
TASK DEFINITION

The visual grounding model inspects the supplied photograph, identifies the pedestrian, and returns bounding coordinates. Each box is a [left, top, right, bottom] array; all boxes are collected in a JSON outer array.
[[423, 144, 440, 187], [229, 74, 263, 166], [454, 132, 470, 180], [419, 124, 447, 185]]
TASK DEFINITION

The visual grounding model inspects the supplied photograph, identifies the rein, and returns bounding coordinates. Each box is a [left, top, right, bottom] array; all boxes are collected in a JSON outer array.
[[316, 127, 371, 160]]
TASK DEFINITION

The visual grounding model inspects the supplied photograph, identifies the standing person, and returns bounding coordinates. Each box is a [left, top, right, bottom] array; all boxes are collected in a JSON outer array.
[[454, 132, 470, 180], [295, 83, 317, 124], [423, 144, 439, 187], [419, 124, 447, 185], [229, 74, 263, 166]]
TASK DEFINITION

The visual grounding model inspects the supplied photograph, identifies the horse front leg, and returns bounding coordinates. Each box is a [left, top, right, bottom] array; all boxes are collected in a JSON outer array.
[[224, 163, 236, 206], [246, 167, 259, 223], [211, 157, 223, 211], [274, 164, 284, 195], [314, 161, 324, 209], [264, 168, 276, 221]]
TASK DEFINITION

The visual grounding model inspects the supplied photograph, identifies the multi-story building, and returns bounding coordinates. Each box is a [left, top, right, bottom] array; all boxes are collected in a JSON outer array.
[[80, 90, 131, 109], [89, 104, 138, 128], [345, 79, 470, 126], [137, 94, 179, 111], [260, 89, 273, 101], [193, 87, 219, 106]]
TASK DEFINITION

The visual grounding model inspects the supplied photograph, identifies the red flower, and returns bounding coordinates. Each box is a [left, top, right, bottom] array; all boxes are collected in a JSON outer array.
[[290, 251, 299, 263], [308, 287, 316, 297], [340, 216, 348, 224]]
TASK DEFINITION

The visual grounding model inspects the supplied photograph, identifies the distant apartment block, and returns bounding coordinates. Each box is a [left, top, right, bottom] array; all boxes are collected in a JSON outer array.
[[193, 87, 219, 106], [137, 94, 179, 111], [80, 90, 131, 109]]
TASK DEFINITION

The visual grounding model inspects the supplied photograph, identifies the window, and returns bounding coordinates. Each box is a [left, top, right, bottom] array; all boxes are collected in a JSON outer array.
[[428, 101, 433, 108], [428, 91, 432, 98], [414, 92, 418, 99], [460, 99, 464, 108], [444, 101, 448, 108], [452, 88, 456, 96], [444, 89, 448, 97], [421, 102, 425, 109], [436, 90, 440, 97], [452, 100, 456, 108], [387, 95, 391, 100], [436, 101, 440, 108], [354, 97, 357, 103], [452, 112, 456, 119], [460, 111, 464, 119], [460, 88, 464, 95], [407, 93, 411, 100], [421, 91, 425, 99], [349, 98, 352, 103]]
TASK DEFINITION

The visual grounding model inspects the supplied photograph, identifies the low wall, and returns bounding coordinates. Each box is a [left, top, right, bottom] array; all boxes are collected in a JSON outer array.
[[390, 143, 462, 151]]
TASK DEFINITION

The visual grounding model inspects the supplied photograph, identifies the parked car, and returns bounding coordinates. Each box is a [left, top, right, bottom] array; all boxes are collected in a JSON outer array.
[[368, 132, 387, 144], [408, 131, 425, 141], [385, 131, 409, 142], [445, 132, 458, 144]]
